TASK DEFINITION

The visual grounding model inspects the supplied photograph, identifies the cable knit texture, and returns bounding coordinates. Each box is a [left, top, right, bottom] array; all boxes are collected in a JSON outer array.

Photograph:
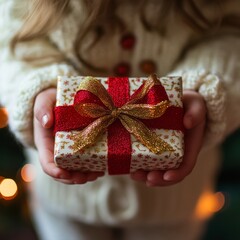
[[171, 35, 240, 145], [1, 0, 240, 227]]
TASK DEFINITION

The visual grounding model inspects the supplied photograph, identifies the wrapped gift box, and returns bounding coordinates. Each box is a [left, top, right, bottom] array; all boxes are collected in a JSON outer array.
[[54, 75, 184, 175]]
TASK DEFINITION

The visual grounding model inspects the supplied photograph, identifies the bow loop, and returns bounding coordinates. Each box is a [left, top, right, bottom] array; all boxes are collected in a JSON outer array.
[[119, 100, 170, 119], [74, 103, 109, 118]]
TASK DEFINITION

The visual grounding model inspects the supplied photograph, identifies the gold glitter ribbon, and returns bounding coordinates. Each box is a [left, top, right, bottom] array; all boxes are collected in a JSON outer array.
[[71, 74, 174, 154]]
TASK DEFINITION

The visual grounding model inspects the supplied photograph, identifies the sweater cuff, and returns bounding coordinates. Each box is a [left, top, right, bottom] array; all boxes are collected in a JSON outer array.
[[184, 71, 226, 146], [168, 36, 240, 146], [170, 68, 226, 146], [10, 63, 77, 147]]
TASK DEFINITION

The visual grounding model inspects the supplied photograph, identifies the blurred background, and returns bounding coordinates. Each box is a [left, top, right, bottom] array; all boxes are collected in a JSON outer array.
[[0, 106, 240, 240]]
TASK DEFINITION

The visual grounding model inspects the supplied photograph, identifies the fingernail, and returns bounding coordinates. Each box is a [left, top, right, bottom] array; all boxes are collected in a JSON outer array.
[[42, 114, 48, 127], [147, 174, 154, 182], [163, 173, 173, 181]]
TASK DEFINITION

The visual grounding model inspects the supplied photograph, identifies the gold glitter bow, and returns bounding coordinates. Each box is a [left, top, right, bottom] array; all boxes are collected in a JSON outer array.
[[71, 74, 174, 154]]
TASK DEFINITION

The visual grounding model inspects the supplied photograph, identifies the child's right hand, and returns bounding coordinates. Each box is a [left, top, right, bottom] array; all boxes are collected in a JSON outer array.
[[33, 88, 104, 184]]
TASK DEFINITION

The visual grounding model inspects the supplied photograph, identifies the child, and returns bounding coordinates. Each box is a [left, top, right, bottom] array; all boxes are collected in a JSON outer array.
[[0, 0, 240, 239]]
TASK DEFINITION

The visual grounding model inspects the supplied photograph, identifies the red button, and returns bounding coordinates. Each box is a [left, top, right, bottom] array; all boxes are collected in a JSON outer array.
[[114, 62, 131, 76], [139, 60, 157, 75], [120, 33, 136, 50]]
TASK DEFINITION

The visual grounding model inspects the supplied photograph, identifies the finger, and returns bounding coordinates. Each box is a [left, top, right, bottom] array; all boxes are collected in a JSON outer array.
[[34, 88, 56, 128], [130, 170, 148, 182], [53, 178, 78, 185], [67, 171, 105, 184], [163, 120, 205, 182], [131, 170, 173, 186], [183, 91, 206, 129], [34, 117, 71, 179], [86, 172, 105, 181], [64, 172, 89, 184], [146, 171, 184, 187], [146, 171, 173, 187]]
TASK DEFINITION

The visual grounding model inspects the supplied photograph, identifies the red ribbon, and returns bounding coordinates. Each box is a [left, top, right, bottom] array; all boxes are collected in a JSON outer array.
[[54, 77, 184, 175]]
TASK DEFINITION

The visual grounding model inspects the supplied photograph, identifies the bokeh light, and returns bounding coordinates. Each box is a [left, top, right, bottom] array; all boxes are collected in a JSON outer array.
[[21, 164, 36, 183], [0, 107, 8, 128], [0, 175, 4, 183], [0, 178, 18, 200], [195, 191, 225, 220]]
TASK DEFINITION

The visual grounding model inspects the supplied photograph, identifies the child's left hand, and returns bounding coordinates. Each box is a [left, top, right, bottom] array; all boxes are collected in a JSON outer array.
[[33, 88, 104, 184], [131, 90, 207, 187]]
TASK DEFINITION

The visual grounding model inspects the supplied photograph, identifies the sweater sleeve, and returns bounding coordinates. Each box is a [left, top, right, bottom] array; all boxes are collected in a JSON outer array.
[[170, 34, 240, 147], [0, 0, 78, 146]]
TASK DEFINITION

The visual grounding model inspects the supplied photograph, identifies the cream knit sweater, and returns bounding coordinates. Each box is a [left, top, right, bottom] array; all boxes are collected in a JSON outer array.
[[0, 0, 240, 226]]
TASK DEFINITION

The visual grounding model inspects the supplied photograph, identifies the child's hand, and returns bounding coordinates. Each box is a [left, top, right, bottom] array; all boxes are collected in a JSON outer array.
[[131, 90, 206, 187], [33, 88, 104, 184]]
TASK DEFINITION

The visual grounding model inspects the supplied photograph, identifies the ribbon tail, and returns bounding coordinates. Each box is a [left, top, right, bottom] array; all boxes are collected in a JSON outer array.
[[71, 115, 115, 153], [119, 115, 174, 155]]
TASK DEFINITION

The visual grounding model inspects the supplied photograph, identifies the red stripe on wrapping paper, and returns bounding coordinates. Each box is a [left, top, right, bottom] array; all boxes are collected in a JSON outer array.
[[54, 90, 107, 132], [54, 105, 93, 132], [54, 105, 184, 133], [107, 77, 132, 175], [142, 107, 184, 132]]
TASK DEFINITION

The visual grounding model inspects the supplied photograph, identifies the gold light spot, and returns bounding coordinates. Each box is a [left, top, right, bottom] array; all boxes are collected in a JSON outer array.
[[0, 108, 8, 128], [21, 164, 36, 183], [0, 178, 18, 200], [195, 191, 225, 220]]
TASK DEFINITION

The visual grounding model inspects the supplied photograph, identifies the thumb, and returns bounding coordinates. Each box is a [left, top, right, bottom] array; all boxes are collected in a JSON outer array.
[[34, 88, 57, 129], [183, 90, 206, 129]]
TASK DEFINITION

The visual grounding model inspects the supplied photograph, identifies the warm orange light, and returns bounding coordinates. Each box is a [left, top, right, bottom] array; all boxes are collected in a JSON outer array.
[[0, 176, 4, 198], [195, 191, 225, 220], [0, 178, 18, 200], [0, 176, 4, 183], [21, 164, 36, 183], [0, 107, 8, 128]]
